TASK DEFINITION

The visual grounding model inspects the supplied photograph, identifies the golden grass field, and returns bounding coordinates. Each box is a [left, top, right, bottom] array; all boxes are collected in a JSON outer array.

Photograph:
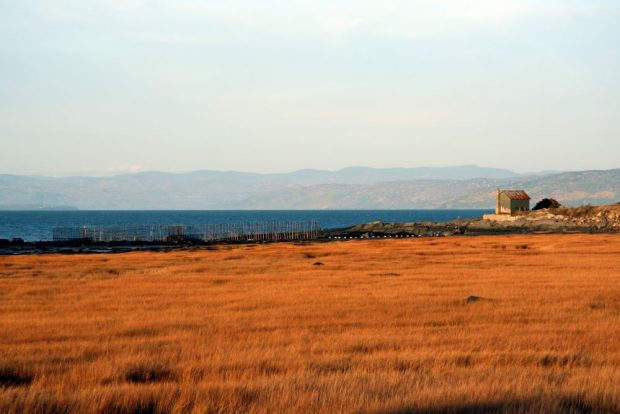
[[1, 234, 619, 413]]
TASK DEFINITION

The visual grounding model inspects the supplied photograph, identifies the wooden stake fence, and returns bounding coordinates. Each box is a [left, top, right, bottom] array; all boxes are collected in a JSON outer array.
[[52, 221, 321, 243]]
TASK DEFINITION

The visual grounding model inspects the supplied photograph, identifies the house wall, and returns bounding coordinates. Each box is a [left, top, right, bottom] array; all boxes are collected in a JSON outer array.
[[497, 193, 513, 214], [510, 199, 530, 212]]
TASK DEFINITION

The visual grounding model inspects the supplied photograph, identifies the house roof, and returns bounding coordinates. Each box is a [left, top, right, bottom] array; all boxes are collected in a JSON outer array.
[[501, 190, 531, 200]]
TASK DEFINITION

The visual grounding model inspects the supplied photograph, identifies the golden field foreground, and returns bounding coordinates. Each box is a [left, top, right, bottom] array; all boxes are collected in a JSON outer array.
[[1, 235, 620, 414]]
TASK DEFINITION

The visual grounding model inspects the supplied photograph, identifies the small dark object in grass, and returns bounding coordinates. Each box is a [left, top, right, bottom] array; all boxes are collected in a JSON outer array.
[[467, 296, 482, 303], [124, 364, 175, 383], [0, 366, 34, 387], [313, 262, 324, 266]]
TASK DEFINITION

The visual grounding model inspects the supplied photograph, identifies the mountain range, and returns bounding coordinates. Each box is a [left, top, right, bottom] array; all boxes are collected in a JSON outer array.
[[0, 166, 618, 210]]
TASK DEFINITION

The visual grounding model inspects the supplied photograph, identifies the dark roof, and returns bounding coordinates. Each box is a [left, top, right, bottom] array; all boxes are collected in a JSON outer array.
[[501, 190, 531, 200]]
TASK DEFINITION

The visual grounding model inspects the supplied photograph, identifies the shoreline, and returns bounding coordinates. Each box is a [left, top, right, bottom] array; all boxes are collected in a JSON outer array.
[[1, 216, 617, 255]]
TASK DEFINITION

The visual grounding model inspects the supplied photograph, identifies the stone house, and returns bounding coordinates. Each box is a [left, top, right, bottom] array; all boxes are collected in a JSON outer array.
[[495, 189, 531, 215]]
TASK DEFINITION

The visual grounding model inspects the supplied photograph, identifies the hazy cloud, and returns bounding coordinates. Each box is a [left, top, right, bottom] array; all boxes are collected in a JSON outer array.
[[31, 0, 618, 45]]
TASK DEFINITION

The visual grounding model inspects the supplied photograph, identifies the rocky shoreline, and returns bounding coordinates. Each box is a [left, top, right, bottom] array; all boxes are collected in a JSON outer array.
[[326, 204, 620, 238], [0, 239, 222, 255], [324, 218, 600, 239]]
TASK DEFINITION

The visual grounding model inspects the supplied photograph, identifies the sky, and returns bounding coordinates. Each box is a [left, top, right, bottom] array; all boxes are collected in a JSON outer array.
[[1, 0, 619, 176]]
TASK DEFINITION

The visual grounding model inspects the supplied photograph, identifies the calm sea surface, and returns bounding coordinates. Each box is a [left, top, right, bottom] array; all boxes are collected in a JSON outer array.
[[0, 210, 491, 241]]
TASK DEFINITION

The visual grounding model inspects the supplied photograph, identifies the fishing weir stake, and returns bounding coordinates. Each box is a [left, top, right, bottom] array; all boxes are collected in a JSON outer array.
[[52, 221, 321, 243]]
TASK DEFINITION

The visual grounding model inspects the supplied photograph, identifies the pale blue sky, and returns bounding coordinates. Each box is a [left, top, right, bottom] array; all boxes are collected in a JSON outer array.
[[1, 0, 619, 175]]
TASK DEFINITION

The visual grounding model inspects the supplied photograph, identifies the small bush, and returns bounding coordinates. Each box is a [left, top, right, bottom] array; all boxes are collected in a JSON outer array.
[[533, 198, 561, 210]]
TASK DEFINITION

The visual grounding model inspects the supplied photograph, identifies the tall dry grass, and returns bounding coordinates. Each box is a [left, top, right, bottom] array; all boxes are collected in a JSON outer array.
[[0, 235, 619, 413]]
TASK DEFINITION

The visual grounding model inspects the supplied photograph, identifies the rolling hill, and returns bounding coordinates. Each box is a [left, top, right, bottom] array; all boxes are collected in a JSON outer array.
[[226, 169, 620, 209]]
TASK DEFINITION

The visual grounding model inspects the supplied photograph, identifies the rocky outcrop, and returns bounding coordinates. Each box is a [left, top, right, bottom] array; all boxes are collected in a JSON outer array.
[[327, 204, 620, 238], [525, 204, 620, 231]]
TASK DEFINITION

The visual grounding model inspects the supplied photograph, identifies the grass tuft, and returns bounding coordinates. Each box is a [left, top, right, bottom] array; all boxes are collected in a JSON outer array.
[[123, 364, 176, 384]]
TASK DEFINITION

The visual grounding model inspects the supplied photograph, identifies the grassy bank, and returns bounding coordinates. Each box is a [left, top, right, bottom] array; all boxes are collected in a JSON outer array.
[[1, 235, 619, 413]]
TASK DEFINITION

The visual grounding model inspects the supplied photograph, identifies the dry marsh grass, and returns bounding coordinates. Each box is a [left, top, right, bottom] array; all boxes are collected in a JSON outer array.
[[0, 235, 619, 413]]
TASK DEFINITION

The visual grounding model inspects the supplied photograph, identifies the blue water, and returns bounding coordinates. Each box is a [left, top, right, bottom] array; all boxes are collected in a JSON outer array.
[[0, 210, 491, 241]]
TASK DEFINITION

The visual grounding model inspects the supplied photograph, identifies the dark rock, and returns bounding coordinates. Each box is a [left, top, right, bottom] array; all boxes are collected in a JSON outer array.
[[467, 295, 482, 303], [313, 262, 324, 266]]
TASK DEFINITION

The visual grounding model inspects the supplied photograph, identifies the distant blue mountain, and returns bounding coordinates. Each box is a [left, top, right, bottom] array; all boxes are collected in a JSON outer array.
[[129, 165, 519, 184], [5, 165, 614, 210], [224, 169, 620, 209]]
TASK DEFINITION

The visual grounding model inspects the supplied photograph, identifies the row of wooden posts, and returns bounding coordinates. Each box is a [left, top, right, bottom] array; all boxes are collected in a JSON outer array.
[[52, 221, 322, 243]]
